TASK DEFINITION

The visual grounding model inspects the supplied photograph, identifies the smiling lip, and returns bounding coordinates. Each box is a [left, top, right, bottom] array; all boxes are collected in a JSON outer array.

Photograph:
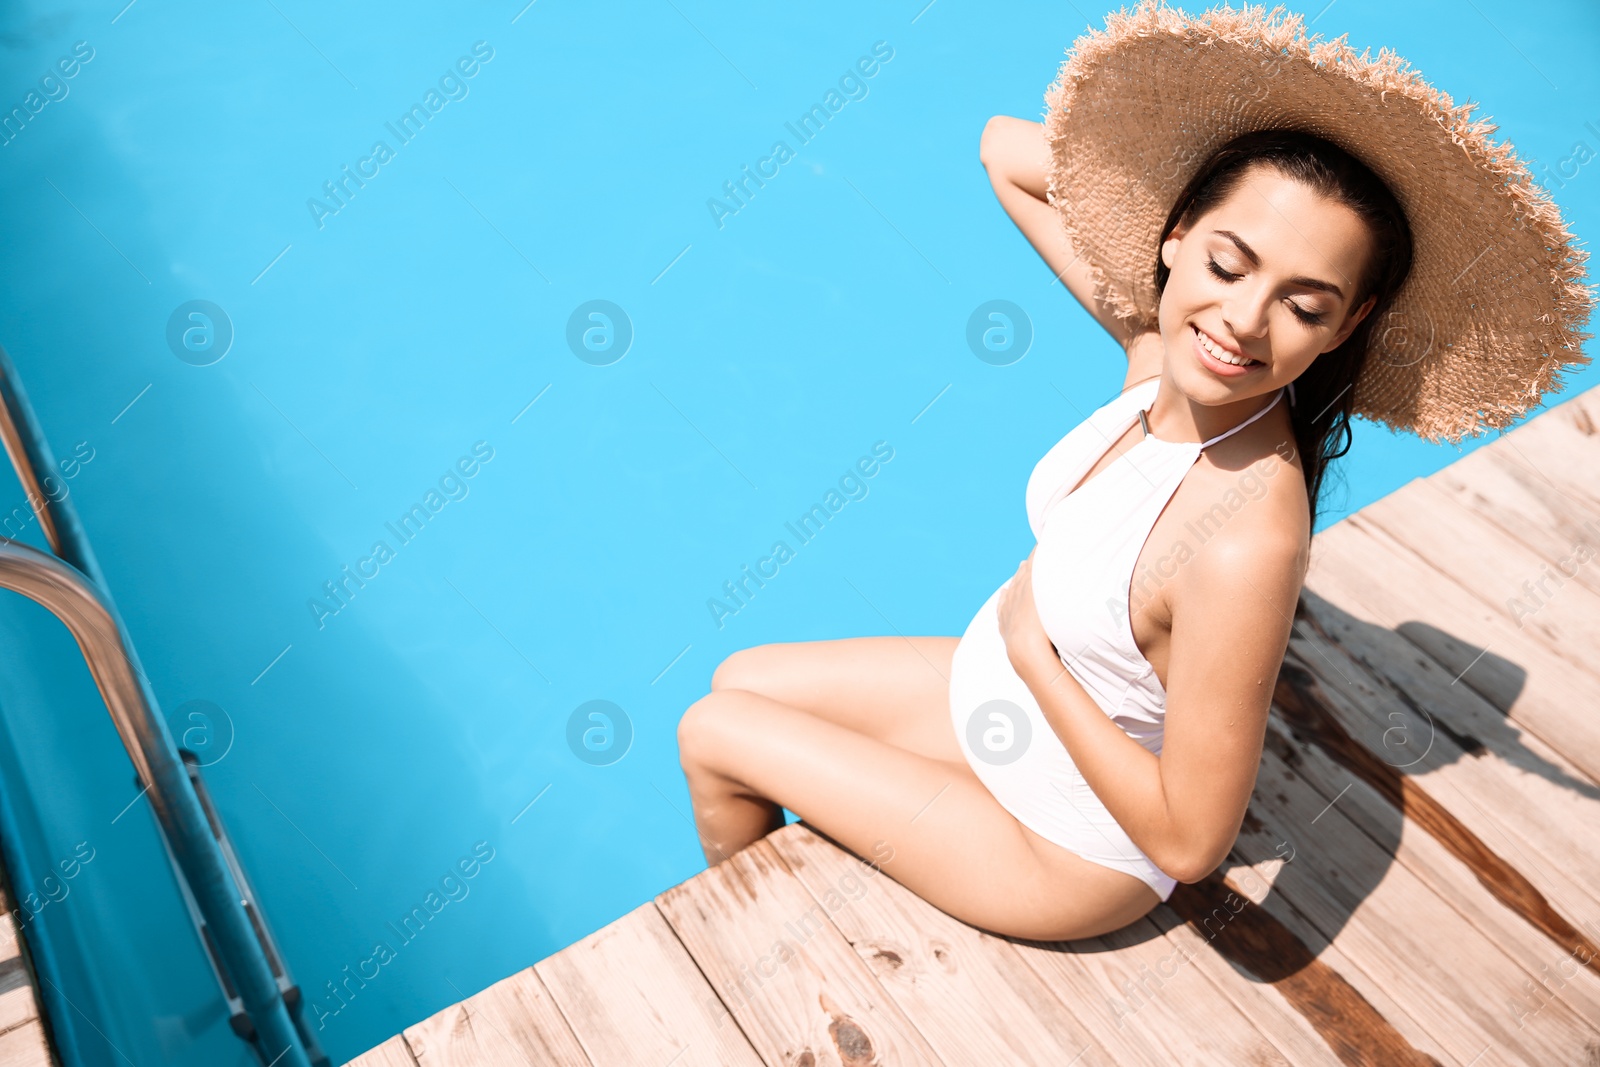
[[1191, 324, 1262, 377]]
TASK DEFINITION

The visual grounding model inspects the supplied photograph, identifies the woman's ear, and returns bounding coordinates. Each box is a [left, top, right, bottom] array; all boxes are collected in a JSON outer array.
[[1325, 293, 1378, 352], [1160, 221, 1189, 270]]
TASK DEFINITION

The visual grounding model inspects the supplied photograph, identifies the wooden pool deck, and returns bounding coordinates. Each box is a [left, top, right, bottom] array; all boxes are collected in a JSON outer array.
[[350, 385, 1600, 1067], [0, 882, 54, 1067]]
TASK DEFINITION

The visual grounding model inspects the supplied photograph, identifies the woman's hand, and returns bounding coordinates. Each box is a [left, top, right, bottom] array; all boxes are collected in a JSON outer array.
[[996, 548, 1059, 679], [979, 115, 1147, 352]]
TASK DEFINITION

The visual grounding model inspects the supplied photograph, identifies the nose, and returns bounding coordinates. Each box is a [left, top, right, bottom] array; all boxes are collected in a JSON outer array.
[[1222, 283, 1272, 341]]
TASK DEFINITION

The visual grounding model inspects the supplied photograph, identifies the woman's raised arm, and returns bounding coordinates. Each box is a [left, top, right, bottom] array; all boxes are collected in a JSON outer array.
[[980, 115, 1154, 360]]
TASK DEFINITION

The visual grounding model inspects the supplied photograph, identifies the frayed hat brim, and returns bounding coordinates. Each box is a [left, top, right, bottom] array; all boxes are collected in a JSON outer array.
[[1043, 0, 1594, 442]]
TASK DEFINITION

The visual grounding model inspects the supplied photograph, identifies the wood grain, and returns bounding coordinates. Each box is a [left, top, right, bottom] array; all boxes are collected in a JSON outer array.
[[1255, 707, 1600, 1021], [1427, 446, 1600, 603], [1361, 478, 1600, 672], [1231, 741, 1594, 1064], [1288, 593, 1600, 929], [344, 1034, 419, 1067], [656, 837, 944, 1067], [0, 1025, 49, 1067], [404, 965, 589, 1067], [769, 821, 1117, 1066], [1483, 385, 1600, 506], [0, 912, 37, 1038], [1012, 907, 1294, 1067], [533, 903, 760, 1067], [1304, 512, 1600, 780]]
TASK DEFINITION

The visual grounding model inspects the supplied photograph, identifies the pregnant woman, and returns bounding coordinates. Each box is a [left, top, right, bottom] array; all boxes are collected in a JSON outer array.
[[677, 1, 1590, 941]]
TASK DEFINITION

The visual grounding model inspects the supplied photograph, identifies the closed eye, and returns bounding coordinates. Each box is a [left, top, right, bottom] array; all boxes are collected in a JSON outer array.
[[1209, 257, 1328, 327], [1206, 257, 1241, 282], [1290, 303, 1327, 326]]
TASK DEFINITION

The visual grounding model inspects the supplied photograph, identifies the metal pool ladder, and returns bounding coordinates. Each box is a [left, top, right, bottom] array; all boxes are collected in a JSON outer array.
[[0, 347, 323, 1067]]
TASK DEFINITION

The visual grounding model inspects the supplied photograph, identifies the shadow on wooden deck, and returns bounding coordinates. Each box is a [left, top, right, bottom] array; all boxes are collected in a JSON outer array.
[[351, 386, 1600, 1067]]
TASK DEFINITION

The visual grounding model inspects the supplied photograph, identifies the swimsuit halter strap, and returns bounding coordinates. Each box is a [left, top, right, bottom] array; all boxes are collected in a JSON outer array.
[[1198, 388, 1287, 450]]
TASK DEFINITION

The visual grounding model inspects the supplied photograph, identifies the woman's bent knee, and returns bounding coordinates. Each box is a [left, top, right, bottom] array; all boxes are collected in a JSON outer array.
[[676, 693, 714, 762], [710, 644, 774, 692], [677, 690, 742, 773]]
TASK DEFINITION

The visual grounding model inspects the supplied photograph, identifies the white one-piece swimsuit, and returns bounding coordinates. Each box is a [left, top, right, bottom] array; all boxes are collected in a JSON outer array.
[[948, 376, 1287, 901]]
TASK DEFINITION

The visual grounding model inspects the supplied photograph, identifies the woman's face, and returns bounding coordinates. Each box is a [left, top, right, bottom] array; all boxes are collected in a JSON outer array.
[[1157, 163, 1378, 407]]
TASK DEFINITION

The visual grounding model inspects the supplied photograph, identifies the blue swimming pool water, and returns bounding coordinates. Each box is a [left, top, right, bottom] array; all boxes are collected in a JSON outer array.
[[0, 1, 1594, 1063]]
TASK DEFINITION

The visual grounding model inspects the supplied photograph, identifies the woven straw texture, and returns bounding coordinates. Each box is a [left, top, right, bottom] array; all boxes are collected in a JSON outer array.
[[1043, 0, 1594, 442]]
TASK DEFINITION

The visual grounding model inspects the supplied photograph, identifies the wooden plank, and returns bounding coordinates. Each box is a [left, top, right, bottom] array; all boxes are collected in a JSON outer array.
[[1427, 445, 1600, 603], [1483, 386, 1600, 506], [0, 990, 37, 1049], [0, 879, 44, 1067], [1360, 477, 1600, 674], [1230, 739, 1596, 1063], [0, 913, 17, 964], [1256, 705, 1600, 1026], [533, 903, 760, 1067], [1290, 591, 1600, 926], [0, 915, 37, 1036], [655, 837, 944, 1067], [344, 1034, 418, 1067], [1303, 513, 1600, 781], [403, 963, 589, 1067], [0, 1024, 49, 1067], [1009, 907, 1294, 1066], [766, 822, 1120, 1066], [1147, 890, 1430, 1066]]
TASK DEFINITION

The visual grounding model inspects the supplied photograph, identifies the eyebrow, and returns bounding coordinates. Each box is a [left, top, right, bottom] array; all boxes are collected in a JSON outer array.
[[1212, 229, 1346, 300]]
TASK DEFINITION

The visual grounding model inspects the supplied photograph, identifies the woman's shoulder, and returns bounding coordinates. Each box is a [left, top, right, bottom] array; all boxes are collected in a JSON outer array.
[[1180, 434, 1312, 582]]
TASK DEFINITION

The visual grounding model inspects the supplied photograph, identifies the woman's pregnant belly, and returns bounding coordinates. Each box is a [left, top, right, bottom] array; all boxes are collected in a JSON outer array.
[[946, 580, 1158, 866], [948, 581, 1042, 769]]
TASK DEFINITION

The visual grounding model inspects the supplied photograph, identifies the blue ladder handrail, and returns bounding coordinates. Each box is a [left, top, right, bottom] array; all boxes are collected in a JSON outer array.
[[0, 347, 313, 1067]]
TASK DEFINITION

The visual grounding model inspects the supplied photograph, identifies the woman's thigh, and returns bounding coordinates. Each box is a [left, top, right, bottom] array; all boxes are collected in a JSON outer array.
[[711, 637, 965, 766], [678, 687, 1161, 941]]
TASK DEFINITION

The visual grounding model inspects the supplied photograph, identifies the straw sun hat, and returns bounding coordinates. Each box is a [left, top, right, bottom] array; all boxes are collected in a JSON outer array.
[[1042, 0, 1594, 442]]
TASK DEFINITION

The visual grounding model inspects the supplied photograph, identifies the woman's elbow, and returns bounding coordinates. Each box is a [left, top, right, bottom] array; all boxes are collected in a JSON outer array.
[[978, 114, 1013, 171], [1163, 844, 1228, 886], [1166, 858, 1214, 886], [978, 116, 998, 168]]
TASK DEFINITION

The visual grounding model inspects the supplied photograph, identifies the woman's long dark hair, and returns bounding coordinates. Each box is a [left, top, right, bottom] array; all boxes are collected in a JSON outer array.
[[1153, 129, 1414, 532]]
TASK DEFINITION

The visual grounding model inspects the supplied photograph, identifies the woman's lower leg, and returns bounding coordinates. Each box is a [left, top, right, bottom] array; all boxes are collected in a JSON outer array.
[[684, 764, 784, 865]]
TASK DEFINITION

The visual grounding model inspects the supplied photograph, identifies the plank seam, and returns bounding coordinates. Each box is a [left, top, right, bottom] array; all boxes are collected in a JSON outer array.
[[644, 894, 781, 1066], [1284, 623, 1600, 923], [1255, 669, 1593, 1061]]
